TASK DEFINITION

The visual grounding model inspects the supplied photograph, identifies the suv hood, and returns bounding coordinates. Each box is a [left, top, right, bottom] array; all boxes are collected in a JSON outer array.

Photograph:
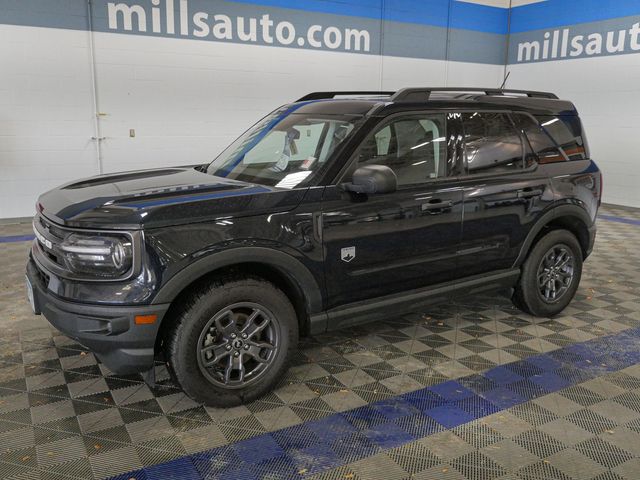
[[38, 167, 307, 229]]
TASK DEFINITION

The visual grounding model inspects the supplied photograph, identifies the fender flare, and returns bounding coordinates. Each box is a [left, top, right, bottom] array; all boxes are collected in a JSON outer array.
[[514, 204, 593, 267], [151, 247, 323, 315]]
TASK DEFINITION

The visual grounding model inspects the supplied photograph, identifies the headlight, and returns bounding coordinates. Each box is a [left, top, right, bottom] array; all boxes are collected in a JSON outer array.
[[60, 233, 133, 278]]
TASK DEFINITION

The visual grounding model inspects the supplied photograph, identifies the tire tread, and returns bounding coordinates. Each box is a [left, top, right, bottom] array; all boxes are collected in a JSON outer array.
[[513, 229, 582, 318], [165, 275, 297, 406]]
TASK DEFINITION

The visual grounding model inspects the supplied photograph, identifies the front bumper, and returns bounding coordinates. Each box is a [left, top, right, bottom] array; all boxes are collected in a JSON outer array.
[[26, 258, 170, 374], [585, 223, 597, 258]]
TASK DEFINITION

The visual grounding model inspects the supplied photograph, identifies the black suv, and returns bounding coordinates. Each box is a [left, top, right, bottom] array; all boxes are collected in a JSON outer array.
[[26, 88, 601, 406]]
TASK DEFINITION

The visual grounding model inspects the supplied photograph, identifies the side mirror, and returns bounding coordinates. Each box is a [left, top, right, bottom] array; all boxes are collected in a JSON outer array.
[[343, 165, 397, 194]]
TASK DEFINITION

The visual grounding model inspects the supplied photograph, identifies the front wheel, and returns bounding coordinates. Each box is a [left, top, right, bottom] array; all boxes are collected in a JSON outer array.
[[513, 229, 583, 317], [166, 277, 298, 407]]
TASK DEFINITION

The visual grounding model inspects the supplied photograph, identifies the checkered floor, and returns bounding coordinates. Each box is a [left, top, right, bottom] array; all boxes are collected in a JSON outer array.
[[0, 204, 639, 480]]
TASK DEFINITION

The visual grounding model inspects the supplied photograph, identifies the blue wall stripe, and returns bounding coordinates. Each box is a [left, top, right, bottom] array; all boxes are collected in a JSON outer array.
[[230, 0, 384, 22], [108, 326, 640, 480], [193, 0, 509, 34], [7, 0, 640, 38], [510, 0, 640, 33], [0, 0, 89, 30], [449, 1, 508, 34], [3, 0, 640, 64], [0, 0, 508, 35], [0, 0, 507, 64]]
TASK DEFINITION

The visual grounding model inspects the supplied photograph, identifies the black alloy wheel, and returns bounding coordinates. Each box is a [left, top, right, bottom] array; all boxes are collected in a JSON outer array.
[[197, 302, 279, 388], [536, 245, 575, 303], [513, 229, 583, 318], [166, 276, 297, 407]]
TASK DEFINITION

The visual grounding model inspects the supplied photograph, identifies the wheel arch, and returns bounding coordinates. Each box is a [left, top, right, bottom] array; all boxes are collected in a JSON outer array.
[[152, 247, 324, 345], [515, 205, 593, 267]]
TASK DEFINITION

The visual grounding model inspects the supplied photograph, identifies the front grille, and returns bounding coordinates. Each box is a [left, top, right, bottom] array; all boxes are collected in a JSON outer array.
[[39, 216, 66, 240], [34, 264, 50, 287], [34, 214, 66, 268]]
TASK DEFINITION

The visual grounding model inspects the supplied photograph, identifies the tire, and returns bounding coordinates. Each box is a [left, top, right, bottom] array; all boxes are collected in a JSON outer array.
[[166, 276, 298, 407], [513, 229, 583, 318]]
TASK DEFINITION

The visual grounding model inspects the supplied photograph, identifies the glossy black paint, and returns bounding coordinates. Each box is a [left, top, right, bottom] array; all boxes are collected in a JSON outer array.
[[457, 168, 553, 277], [26, 258, 167, 373], [320, 182, 464, 311], [39, 167, 305, 230], [28, 90, 601, 374]]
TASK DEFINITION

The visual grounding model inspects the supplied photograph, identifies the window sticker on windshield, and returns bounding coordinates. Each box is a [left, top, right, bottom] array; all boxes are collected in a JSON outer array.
[[272, 152, 289, 172], [301, 156, 317, 170], [275, 171, 312, 189]]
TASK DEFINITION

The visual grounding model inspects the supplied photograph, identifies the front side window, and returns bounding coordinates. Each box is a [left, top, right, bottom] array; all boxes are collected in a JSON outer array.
[[462, 112, 524, 173], [207, 107, 362, 188], [353, 113, 448, 186]]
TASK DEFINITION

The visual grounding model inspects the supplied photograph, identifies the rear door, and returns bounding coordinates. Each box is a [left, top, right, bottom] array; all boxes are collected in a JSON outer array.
[[455, 111, 553, 277], [320, 112, 464, 317]]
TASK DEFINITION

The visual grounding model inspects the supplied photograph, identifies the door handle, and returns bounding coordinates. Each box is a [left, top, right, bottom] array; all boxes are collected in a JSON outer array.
[[517, 188, 543, 198], [312, 212, 323, 243]]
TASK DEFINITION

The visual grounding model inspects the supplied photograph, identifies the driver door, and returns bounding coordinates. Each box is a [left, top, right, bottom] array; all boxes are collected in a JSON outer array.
[[320, 112, 464, 326]]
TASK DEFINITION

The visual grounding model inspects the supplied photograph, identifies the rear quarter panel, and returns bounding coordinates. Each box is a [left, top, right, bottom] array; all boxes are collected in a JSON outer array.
[[542, 159, 601, 224]]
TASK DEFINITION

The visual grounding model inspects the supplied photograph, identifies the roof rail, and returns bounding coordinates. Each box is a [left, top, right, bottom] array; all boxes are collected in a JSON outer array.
[[297, 91, 395, 102], [391, 87, 559, 102]]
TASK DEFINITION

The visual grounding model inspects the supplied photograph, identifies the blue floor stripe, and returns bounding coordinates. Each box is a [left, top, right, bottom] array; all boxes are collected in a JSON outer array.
[[0, 234, 34, 243], [0, 213, 637, 245], [109, 326, 640, 480], [598, 214, 640, 227]]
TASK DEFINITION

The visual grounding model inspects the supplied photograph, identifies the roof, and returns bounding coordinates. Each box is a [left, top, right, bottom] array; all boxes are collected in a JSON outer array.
[[292, 88, 578, 116]]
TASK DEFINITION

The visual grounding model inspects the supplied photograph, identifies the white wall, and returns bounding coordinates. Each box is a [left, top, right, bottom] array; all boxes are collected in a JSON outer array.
[[506, 0, 640, 207], [509, 55, 640, 207], [94, 31, 504, 175], [94, 33, 385, 175], [0, 15, 504, 219], [0, 25, 98, 218]]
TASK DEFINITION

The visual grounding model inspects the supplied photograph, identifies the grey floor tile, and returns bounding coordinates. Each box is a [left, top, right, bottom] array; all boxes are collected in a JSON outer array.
[[30, 400, 76, 424], [77, 408, 124, 435], [350, 452, 409, 480], [125, 416, 175, 444], [547, 448, 608, 479], [35, 435, 87, 467], [88, 445, 143, 479]]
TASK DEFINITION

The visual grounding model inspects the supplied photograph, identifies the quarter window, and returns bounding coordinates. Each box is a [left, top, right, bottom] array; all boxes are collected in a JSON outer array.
[[538, 115, 588, 160], [354, 114, 448, 186], [513, 114, 565, 164], [462, 112, 524, 173]]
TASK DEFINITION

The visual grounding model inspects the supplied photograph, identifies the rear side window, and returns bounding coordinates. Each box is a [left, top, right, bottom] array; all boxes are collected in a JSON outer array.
[[513, 114, 565, 164], [537, 115, 588, 160], [461, 112, 524, 173]]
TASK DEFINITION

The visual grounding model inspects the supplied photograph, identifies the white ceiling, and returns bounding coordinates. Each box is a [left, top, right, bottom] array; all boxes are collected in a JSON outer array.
[[457, 0, 545, 8], [510, 0, 546, 6]]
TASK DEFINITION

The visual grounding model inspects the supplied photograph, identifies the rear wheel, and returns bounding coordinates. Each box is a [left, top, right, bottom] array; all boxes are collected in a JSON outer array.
[[513, 229, 582, 317], [166, 277, 298, 407]]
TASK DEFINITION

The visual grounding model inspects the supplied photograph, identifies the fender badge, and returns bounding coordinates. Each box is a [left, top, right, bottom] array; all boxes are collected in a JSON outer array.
[[341, 246, 356, 263]]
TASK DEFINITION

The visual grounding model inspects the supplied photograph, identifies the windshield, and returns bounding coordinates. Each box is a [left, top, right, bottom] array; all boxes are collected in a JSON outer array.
[[206, 106, 362, 188]]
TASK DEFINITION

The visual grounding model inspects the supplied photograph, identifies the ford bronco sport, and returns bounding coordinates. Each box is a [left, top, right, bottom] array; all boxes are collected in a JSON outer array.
[[26, 88, 601, 406]]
